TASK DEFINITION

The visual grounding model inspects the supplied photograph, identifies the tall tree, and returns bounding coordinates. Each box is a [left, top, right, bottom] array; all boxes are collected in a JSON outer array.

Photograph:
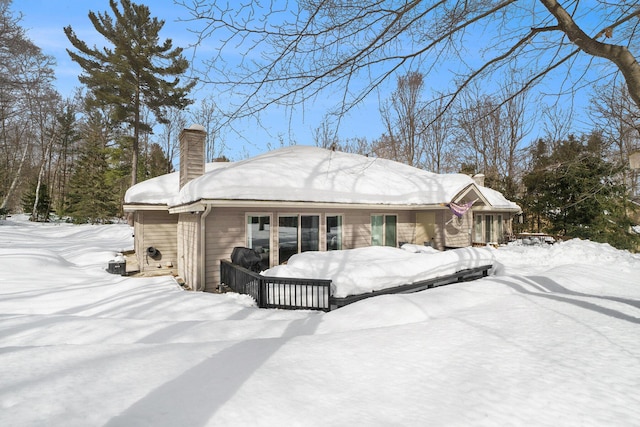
[[51, 99, 80, 217], [590, 82, 640, 197], [377, 71, 426, 167], [190, 95, 224, 162], [0, 0, 56, 212], [454, 81, 530, 197], [66, 106, 119, 223], [522, 133, 638, 250], [158, 106, 186, 173], [64, 0, 195, 186]]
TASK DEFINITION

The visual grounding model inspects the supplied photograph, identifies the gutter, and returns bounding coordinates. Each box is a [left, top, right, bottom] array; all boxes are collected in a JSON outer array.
[[198, 204, 213, 291]]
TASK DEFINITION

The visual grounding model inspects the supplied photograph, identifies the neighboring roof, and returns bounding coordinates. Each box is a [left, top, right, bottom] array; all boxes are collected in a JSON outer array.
[[125, 145, 519, 211]]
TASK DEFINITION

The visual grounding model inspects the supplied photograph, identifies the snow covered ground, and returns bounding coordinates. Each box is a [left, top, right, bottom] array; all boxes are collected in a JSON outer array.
[[1, 214, 640, 426]]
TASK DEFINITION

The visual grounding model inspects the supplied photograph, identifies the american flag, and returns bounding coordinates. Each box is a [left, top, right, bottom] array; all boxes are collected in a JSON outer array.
[[447, 200, 475, 218]]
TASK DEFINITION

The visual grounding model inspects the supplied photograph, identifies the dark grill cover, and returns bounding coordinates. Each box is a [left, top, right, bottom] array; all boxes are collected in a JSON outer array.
[[231, 247, 262, 272]]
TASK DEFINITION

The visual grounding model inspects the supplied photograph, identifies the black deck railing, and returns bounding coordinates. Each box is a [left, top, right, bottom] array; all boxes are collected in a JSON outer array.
[[220, 260, 492, 312], [220, 260, 332, 311]]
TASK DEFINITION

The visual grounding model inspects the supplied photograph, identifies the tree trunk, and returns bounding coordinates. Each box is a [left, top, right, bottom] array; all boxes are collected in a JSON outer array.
[[31, 139, 53, 221], [0, 141, 30, 211], [131, 85, 141, 187]]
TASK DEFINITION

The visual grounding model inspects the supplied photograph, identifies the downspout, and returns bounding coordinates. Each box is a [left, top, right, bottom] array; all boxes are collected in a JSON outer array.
[[198, 204, 212, 291]]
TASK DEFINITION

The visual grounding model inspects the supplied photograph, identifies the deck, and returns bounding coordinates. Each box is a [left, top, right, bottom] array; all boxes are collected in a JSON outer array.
[[220, 260, 492, 312]]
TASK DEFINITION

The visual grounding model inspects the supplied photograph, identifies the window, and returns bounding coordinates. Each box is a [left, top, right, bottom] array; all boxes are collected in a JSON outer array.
[[474, 214, 502, 244], [326, 215, 343, 250], [474, 215, 483, 243], [247, 215, 271, 269], [278, 214, 320, 264], [371, 214, 397, 247], [485, 215, 494, 243], [301, 215, 320, 252]]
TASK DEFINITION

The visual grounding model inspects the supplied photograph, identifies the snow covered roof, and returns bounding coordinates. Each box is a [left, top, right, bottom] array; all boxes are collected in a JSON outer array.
[[477, 185, 520, 210], [124, 162, 230, 205], [125, 145, 519, 210]]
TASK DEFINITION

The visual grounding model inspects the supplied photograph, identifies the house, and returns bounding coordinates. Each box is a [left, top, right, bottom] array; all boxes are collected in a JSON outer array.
[[124, 125, 520, 292]]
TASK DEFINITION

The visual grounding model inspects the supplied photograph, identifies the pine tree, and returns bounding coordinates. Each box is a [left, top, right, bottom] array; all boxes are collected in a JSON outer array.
[[521, 133, 639, 250], [21, 182, 51, 222], [147, 143, 172, 178], [53, 102, 80, 217], [64, 0, 195, 187], [66, 110, 119, 224]]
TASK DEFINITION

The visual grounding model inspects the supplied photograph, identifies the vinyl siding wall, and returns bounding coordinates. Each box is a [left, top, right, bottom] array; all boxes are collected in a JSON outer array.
[[133, 210, 178, 271], [202, 206, 450, 290], [444, 210, 473, 248], [177, 213, 200, 290]]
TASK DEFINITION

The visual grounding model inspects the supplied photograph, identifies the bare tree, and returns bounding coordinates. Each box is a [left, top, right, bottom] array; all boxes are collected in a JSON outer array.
[[312, 117, 339, 150], [590, 82, 640, 195], [158, 106, 187, 172], [178, 0, 640, 132], [421, 96, 454, 173], [190, 95, 224, 161], [377, 71, 425, 167], [454, 81, 531, 196], [0, 0, 56, 211]]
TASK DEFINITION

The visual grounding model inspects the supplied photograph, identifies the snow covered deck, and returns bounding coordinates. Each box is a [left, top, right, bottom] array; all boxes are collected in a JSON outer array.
[[220, 246, 495, 311]]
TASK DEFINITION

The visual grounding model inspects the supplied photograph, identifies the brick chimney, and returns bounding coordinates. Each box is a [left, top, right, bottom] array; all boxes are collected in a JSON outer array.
[[179, 124, 206, 189]]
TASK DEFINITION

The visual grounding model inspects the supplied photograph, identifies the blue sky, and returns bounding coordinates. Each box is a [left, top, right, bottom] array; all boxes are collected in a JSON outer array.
[[16, 0, 386, 160], [15, 1, 606, 162]]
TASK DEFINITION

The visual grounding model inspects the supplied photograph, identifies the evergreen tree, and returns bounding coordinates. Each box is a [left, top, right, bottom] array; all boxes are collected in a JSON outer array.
[[21, 182, 50, 222], [53, 102, 80, 217], [521, 133, 639, 250], [64, 0, 195, 187], [147, 143, 172, 178], [66, 111, 119, 223]]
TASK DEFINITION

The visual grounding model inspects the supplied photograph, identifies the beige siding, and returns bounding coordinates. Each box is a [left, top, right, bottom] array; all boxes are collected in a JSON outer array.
[[444, 210, 472, 248], [204, 207, 246, 292], [178, 213, 200, 290], [202, 206, 452, 290], [133, 211, 143, 265], [342, 210, 371, 249], [433, 211, 446, 250], [396, 211, 415, 245], [134, 210, 178, 271]]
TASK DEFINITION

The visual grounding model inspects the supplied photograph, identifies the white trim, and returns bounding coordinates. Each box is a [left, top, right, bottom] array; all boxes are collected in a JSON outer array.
[[123, 204, 170, 212], [169, 199, 447, 213], [453, 184, 490, 206], [198, 205, 212, 292]]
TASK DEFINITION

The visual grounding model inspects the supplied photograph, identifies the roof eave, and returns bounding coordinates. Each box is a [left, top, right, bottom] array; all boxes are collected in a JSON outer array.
[[168, 198, 449, 213], [123, 203, 169, 212]]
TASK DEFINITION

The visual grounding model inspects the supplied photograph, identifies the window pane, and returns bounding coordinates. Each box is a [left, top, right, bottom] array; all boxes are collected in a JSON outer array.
[[326, 215, 343, 250], [371, 215, 384, 246], [247, 216, 270, 252], [485, 215, 494, 243], [301, 215, 319, 252], [497, 215, 504, 243], [385, 215, 397, 247], [247, 215, 270, 269], [279, 216, 298, 264], [474, 215, 483, 243]]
